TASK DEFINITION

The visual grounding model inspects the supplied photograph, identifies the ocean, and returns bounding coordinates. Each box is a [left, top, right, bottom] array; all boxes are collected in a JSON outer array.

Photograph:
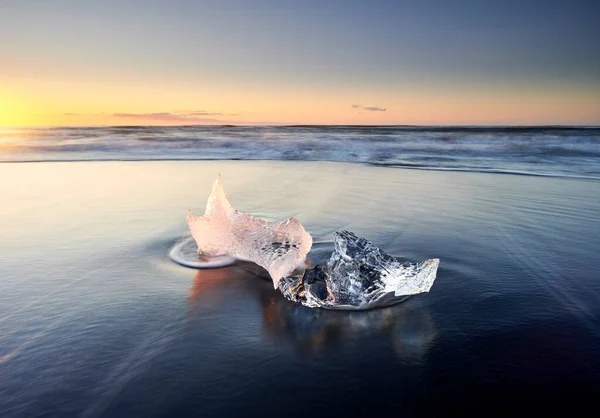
[[0, 127, 599, 417], [1, 125, 599, 179]]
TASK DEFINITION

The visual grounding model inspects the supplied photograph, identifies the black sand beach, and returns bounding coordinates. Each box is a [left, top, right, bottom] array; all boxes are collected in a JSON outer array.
[[1, 160, 599, 417]]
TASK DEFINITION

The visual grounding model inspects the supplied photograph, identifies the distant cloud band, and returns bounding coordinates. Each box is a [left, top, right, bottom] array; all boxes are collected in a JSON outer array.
[[111, 110, 239, 123], [63, 109, 239, 124], [351, 104, 386, 112]]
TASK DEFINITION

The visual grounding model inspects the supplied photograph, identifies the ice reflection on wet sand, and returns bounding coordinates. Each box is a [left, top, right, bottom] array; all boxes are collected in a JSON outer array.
[[188, 261, 435, 360]]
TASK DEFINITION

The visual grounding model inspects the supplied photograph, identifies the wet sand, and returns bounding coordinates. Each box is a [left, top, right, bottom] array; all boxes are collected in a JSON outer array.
[[1, 161, 599, 417]]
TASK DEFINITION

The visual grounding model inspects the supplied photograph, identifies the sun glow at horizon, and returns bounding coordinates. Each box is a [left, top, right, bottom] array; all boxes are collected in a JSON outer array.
[[1, 1, 599, 127]]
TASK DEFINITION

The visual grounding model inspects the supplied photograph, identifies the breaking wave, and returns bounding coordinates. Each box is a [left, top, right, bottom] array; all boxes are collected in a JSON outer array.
[[1, 125, 599, 179]]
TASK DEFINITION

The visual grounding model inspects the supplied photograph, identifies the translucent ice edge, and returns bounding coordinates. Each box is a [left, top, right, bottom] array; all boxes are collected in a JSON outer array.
[[186, 174, 313, 287], [169, 236, 238, 268], [278, 231, 440, 310]]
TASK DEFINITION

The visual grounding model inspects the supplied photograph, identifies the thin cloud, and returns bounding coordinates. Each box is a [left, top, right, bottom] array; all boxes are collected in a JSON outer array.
[[62, 110, 246, 124], [351, 104, 387, 112], [175, 110, 224, 116], [111, 111, 233, 123]]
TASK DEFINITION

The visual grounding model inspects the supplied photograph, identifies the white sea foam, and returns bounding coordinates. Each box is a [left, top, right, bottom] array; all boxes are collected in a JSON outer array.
[[2, 126, 599, 179]]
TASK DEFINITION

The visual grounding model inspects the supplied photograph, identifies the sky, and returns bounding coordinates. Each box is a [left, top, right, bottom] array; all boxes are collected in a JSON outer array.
[[1, 0, 599, 126]]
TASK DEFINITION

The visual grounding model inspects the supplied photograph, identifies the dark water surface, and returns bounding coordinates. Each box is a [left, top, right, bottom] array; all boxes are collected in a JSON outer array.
[[0, 161, 599, 417]]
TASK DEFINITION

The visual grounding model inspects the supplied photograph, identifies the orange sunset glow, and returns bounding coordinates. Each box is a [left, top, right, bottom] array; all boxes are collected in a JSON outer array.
[[1, 1, 598, 126]]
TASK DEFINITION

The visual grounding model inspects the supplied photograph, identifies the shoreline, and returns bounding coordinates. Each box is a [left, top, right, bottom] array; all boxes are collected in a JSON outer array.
[[1, 158, 598, 182]]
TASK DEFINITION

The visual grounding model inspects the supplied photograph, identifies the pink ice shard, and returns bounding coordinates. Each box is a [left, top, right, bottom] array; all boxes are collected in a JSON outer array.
[[187, 174, 313, 288]]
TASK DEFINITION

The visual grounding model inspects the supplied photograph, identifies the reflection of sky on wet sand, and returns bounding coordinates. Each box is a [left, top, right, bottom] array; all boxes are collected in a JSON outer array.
[[188, 260, 435, 361], [2, 160, 600, 416]]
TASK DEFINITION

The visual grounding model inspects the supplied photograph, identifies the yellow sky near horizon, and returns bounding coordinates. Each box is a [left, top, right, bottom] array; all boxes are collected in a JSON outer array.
[[2, 74, 599, 127]]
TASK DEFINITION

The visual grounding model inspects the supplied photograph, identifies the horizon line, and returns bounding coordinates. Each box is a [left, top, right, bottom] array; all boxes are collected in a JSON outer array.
[[2, 124, 599, 129]]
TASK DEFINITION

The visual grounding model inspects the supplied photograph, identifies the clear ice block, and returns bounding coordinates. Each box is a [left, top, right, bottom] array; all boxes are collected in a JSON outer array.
[[279, 231, 439, 309]]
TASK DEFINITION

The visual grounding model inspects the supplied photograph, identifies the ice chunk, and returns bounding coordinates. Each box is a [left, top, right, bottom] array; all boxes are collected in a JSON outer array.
[[187, 174, 313, 288], [279, 231, 439, 309]]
